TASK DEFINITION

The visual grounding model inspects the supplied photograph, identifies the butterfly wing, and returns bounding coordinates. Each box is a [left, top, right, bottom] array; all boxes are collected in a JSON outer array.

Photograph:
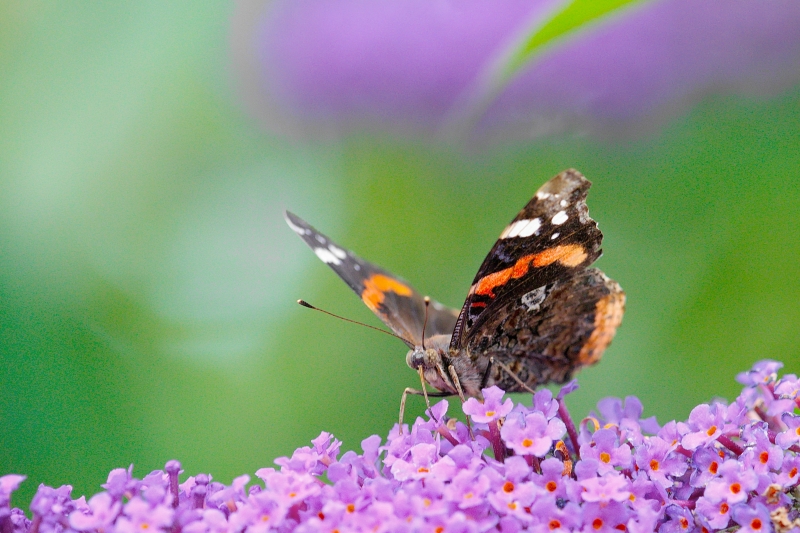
[[463, 268, 625, 391], [450, 169, 605, 350], [285, 211, 458, 347]]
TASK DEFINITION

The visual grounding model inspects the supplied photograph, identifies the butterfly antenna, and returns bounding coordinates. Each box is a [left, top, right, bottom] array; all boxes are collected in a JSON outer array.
[[297, 300, 407, 342], [421, 296, 431, 350]]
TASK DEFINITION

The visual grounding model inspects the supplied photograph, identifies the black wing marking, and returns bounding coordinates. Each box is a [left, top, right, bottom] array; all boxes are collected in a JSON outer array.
[[285, 211, 458, 347]]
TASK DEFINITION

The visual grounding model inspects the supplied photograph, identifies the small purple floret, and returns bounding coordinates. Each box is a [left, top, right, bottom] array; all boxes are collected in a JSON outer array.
[[501, 411, 566, 457], [462, 385, 513, 423]]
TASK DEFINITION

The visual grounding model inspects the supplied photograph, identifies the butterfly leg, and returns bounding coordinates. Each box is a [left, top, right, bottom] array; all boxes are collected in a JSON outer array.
[[444, 364, 474, 440], [479, 358, 494, 389], [417, 366, 431, 409], [488, 356, 536, 394], [399, 385, 452, 433]]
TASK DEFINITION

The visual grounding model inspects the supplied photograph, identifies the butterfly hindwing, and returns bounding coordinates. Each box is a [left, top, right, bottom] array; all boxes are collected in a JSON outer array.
[[285, 211, 458, 347], [450, 169, 604, 350], [463, 268, 625, 392]]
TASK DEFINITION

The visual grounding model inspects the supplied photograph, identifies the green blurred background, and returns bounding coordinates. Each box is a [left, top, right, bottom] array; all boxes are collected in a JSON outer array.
[[1, 2, 798, 508]]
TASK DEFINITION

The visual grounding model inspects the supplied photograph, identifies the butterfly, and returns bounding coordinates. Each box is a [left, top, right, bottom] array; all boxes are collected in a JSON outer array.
[[285, 169, 624, 403]]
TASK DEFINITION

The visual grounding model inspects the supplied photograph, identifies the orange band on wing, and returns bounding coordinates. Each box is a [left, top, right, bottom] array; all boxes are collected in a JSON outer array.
[[578, 291, 626, 365], [531, 244, 587, 268], [361, 274, 413, 313], [474, 244, 588, 297]]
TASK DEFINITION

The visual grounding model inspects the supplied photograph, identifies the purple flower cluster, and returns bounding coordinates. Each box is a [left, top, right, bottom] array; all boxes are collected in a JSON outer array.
[[2, 360, 799, 533]]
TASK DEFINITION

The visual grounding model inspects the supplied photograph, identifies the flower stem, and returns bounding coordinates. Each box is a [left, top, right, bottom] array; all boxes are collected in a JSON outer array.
[[671, 499, 696, 509], [558, 400, 580, 460], [717, 434, 744, 456], [489, 420, 505, 462]]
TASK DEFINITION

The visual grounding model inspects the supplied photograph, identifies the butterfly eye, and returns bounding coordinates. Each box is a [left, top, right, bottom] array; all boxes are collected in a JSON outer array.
[[406, 349, 426, 370]]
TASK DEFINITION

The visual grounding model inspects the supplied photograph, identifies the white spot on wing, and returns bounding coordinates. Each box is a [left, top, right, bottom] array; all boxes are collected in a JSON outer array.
[[285, 217, 309, 235], [536, 191, 553, 199], [506, 219, 529, 238], [353, 263, 361, 271], [551, 232, 559, 240], [504, 218, 540, 239], [315, 234, 326, 244], [521, 286, 547, 312], [551, 211, 568, 225], [314, 247, 341, 265], [328, 245, 347, 259], [517, 218, 541, 237], [560, 199, 568, 207]]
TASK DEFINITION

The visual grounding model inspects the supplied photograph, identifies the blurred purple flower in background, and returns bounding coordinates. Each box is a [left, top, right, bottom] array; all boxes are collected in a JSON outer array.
[[231, 0, 800, 143]]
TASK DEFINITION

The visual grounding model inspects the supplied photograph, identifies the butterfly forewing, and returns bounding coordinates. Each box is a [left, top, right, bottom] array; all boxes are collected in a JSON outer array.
[[285, 211, 458, 347], [450, 169, 604, 350]]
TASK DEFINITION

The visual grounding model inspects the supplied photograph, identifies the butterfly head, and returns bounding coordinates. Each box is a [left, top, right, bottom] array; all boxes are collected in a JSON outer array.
[[405, 334, 455, 393]]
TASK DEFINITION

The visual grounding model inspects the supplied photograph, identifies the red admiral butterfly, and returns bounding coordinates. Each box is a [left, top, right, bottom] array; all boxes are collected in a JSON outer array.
[[286, 169, 624, 403]]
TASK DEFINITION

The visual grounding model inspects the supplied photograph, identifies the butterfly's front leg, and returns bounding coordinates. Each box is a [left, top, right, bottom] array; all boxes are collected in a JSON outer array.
[[398, 384, 452, 432], [444, 363, 475, 440]]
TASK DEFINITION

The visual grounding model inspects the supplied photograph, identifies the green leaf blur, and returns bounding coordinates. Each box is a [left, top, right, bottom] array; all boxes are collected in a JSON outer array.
[[501, 0, 645, 80]]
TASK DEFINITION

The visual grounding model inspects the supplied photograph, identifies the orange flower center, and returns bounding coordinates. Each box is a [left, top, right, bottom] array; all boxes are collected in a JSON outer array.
[[706, 425, 718, 436], [730, 483, 741, 494], [546, 481, 557, 492], [522, 438, 534, 448], [485, 410, 496, 417], [709, 462, 719, 474], [346, 504, 355, 513], [600, 452, 611, 463], [649, 459, 660, 471], [549, 520, 562, 530], [751, 518, 762, 530], [593, 518, 604, 530], [719, 503, 729, 514], [503, 481, 515, 493], [759, 451, 769, 464]]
